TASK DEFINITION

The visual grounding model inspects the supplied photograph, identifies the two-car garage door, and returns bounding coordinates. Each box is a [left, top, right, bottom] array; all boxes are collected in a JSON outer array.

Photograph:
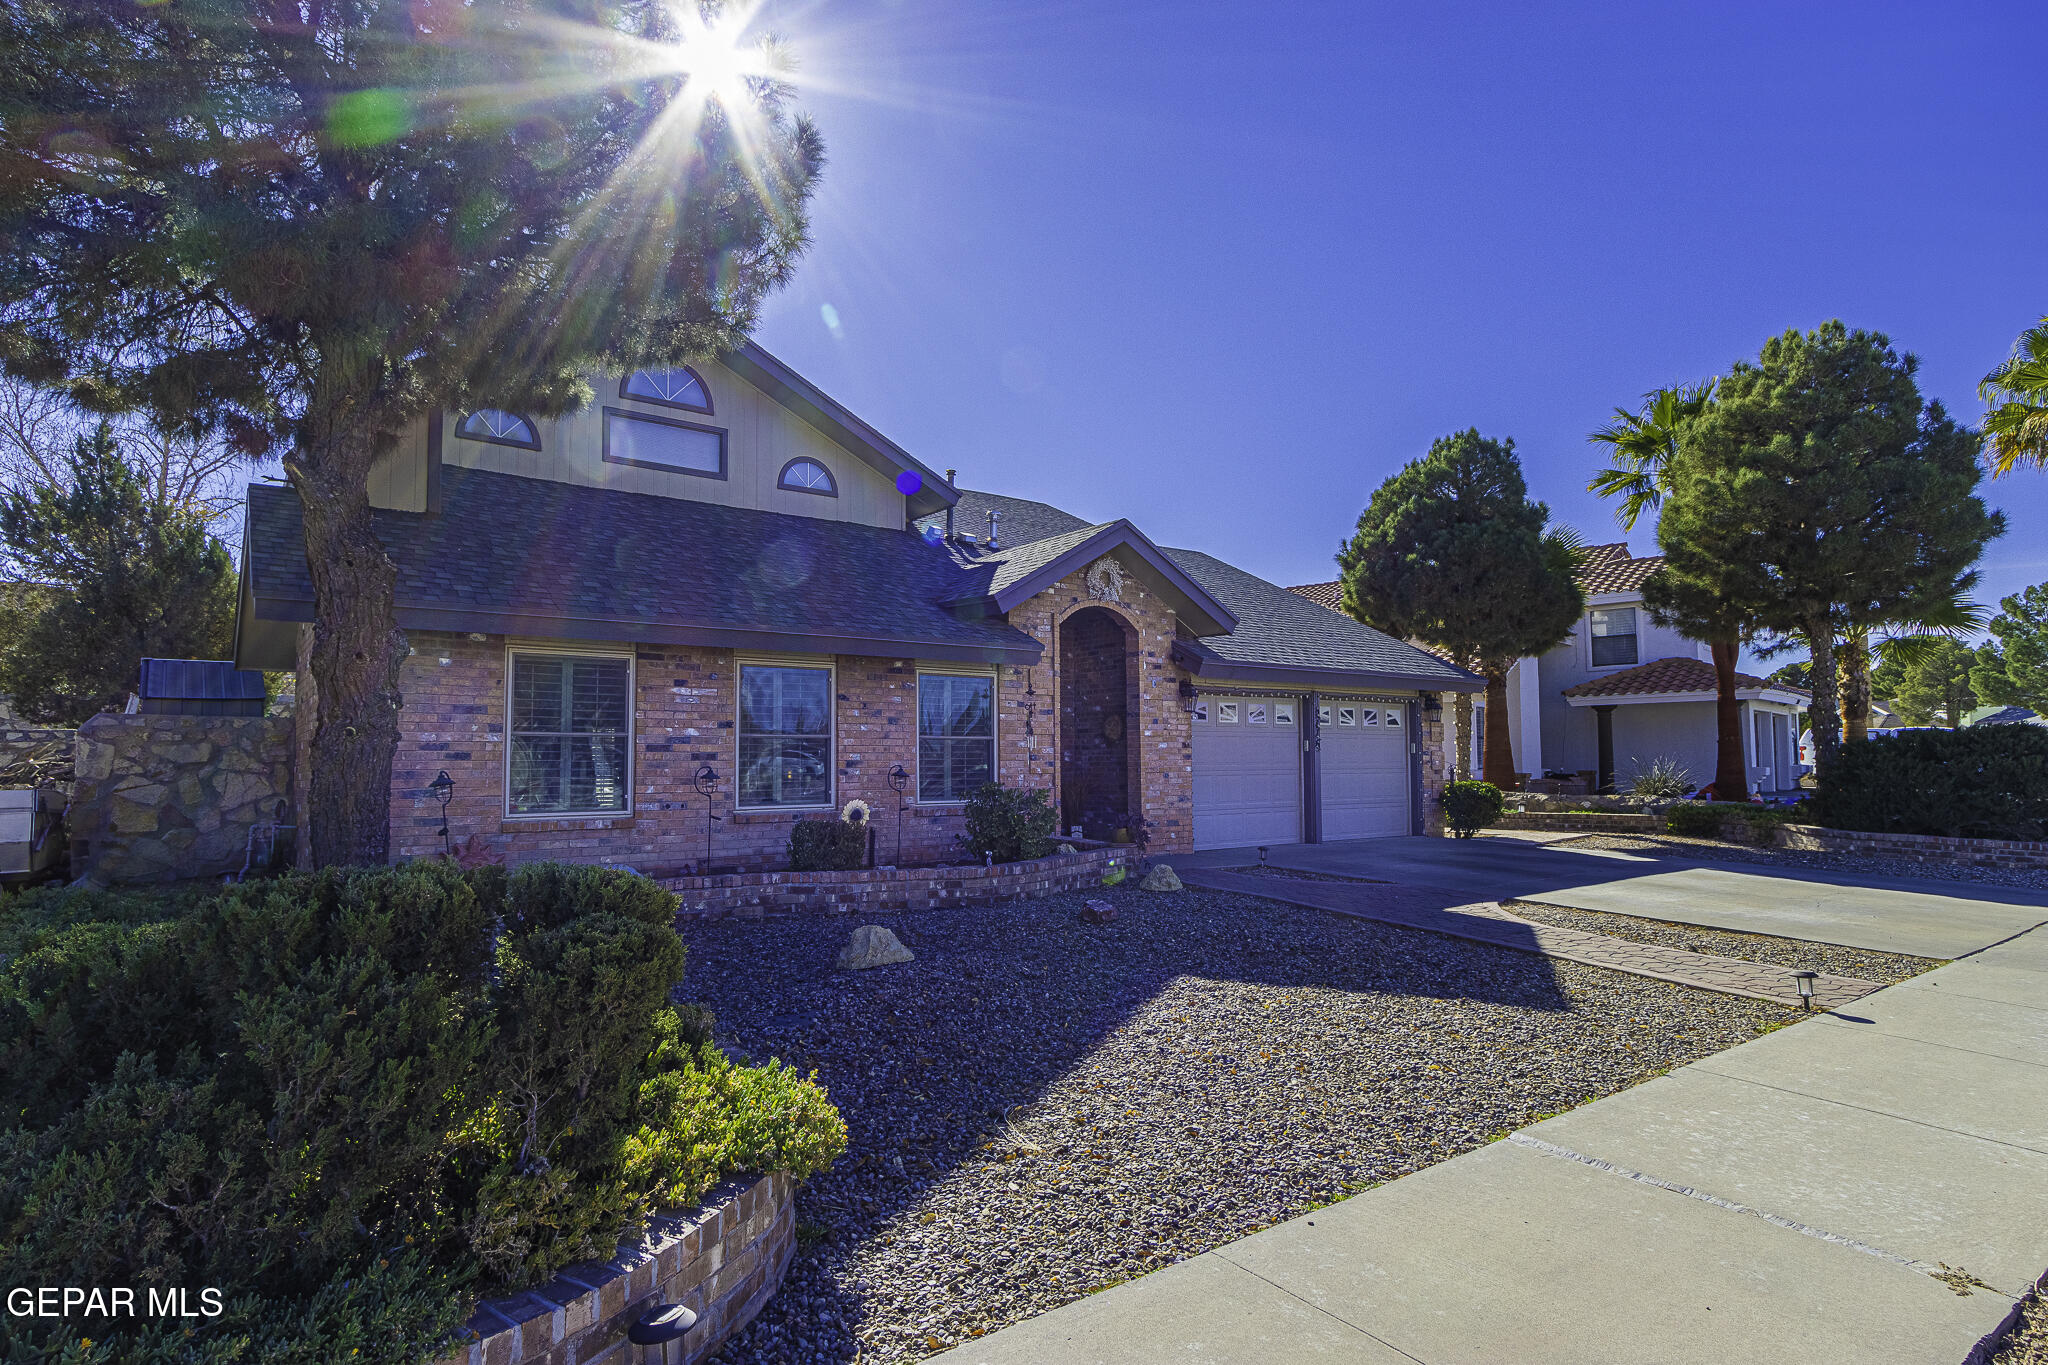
[[1192, 696, 1411, 850]]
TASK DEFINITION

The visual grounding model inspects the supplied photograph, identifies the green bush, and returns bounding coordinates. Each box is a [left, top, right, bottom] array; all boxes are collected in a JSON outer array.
[[960, 783, 1057, 863], [789, 816, 867, 871], [1440, 780, 1505, 837], [1662, 801, 1795, 841], [0, 861, 846, 1363], [1810, 726, 2048, 839]]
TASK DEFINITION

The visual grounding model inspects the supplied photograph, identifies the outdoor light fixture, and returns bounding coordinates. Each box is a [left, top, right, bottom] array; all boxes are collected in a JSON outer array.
[[626, 1301, 697, 1365], [427, 770, 454, 856], [1178, 678, 1197, 713], [1792, 970, 1818, 1011], [694, 765, 719, 876], [889, 764, 908, 865], [1258, 845, 1269, 867]]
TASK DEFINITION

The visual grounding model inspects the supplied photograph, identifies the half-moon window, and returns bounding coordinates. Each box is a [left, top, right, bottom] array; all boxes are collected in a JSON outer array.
[[776, 458, 838, 497], [620, 367, 712, 413], [454, 409, 541, 450]]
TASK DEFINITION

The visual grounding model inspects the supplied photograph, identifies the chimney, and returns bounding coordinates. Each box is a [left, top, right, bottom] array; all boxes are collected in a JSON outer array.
[[944, 468, 957, 540], [986, 508, 1000, 549]]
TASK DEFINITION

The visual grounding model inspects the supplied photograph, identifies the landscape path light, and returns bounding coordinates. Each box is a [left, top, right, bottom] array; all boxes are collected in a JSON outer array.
[[695, 765, 720, 875], [427, 770, 454, 856], [627, 1301, 696, 1365], [889, 763, 908, 866], [1793, 970, 1818, 1011]]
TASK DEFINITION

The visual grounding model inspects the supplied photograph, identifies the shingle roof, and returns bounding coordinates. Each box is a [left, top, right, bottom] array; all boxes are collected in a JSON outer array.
[[1562, 656, 1775, 699], [1163, 549, 1478, 688], [943, 521, 1119, 605], [1285, 541, 1670, 611], [915, 490, 1092, 549], [244, 467, 1043, 662]]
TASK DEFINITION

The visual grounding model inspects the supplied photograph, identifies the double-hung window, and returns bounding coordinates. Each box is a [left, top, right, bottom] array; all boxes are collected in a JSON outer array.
[[1589, 607, 1639, 667], [918, 673, 994, 802], [508, 652, 631, 815], [738, 663, 833, 808]]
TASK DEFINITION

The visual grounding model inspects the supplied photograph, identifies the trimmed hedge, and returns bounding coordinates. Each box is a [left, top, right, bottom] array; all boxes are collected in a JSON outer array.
[[1441, 780, 1505, 838], [1663, 801, 1796, 841], [789, 816, 867, 871], [0, 861, 845, 1364], [960, 783, 1057, 863], [1810, 726, 2048, 840]]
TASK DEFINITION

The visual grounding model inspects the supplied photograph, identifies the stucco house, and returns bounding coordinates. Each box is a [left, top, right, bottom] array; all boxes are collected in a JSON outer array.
[[233, 345, 1478, 867], [1293, 543, 1810, 795]]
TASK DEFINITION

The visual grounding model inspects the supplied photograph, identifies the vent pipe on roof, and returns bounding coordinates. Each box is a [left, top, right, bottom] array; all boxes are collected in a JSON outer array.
[[986, 508, 1000, 550], [944, 468, 957, 541]]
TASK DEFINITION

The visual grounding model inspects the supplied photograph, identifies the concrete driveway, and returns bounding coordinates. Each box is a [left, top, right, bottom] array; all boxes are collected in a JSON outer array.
[[1176, 835, 2048, 959]]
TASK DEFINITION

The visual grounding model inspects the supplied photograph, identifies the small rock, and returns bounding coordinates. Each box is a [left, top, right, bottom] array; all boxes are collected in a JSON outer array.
[[1057, 844, 1078, 856], [837, 924, 915, 969], [1079, 900, 1117, 924], [1100, 866, 1127, 887], [1139, 864, 1182, 893]]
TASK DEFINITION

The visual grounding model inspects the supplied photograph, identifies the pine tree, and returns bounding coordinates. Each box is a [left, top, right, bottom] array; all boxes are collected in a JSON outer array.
[[1652, 322, 2002, 772], [1975, 583, 2048, 712], [0, 423, 236, 723], [0, 1, 823, 863], [1338, 429, 1583, 784]]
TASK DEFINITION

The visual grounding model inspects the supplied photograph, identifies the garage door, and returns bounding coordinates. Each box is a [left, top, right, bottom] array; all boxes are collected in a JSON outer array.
[[1319, 701, 1412, 840], [1193, 695, 1301, 850]]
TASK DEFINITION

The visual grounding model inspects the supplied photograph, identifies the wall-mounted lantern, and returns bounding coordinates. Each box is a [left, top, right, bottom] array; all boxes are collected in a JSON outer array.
[[1178, 678, 1198, 714], [428, 770, 455, 856]]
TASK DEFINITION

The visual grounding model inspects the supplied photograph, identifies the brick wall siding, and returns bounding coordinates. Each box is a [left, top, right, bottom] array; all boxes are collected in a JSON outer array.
[[1775, 823, 2048, 870], [664, 844, 1127, 918]]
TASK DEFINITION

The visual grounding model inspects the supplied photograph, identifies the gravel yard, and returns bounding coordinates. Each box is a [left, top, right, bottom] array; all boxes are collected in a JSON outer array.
[[683, 882, 1798, 1364], [1502, 900, 1942, 985], [1558, 833, 2048, 893], [1991, 1276, 2048, 1365]]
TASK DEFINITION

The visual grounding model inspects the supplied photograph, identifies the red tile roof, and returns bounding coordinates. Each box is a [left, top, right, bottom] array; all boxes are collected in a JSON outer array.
[[1287, 580, 1343, 611], [1562, 656, 1768, 699]]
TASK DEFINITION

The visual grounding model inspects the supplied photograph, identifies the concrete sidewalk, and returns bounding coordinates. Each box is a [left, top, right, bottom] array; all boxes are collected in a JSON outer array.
[[935, 924, 2048, 1365]]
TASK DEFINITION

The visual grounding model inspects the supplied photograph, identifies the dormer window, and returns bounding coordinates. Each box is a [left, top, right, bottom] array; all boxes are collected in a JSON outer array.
[[454, 409, 540, 450], [620, 367, 712, 413], [1589, 606, 1639, 666], [776, 458, 837, 496]]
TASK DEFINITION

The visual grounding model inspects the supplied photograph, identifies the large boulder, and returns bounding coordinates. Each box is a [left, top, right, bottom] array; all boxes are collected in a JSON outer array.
[[837, 924, 914, 970], [1139, 864, 1182, 893]]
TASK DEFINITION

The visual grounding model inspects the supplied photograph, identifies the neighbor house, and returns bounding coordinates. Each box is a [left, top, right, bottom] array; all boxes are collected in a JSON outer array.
[[234, 345, 1478, 866], [1292, 543, 1810, 795]]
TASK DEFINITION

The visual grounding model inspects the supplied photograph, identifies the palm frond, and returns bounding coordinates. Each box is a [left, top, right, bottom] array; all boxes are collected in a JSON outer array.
[[1979, 317, 2048, 477], [1585, 381, 1716, 528]]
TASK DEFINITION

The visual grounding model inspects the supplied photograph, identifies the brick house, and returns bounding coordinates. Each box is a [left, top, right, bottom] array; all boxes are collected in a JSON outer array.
[[234, 344, 1476, 869]]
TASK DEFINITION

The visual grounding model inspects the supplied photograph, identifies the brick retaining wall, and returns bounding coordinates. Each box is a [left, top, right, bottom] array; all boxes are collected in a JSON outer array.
[[436, 1171, 794, 1365], [1491, 812, 1658, 834], [1775, 823, 2048, 871], [664, 844, 1129, 917]]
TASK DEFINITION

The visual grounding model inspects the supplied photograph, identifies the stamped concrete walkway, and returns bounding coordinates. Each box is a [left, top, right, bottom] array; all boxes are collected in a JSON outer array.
[[936, 904, 2048, 1364], [1183, 867, 1885, 1010]]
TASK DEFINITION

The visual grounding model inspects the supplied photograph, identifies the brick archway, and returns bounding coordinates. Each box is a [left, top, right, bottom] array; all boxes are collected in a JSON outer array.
[[1057, 605, 1140, 839]]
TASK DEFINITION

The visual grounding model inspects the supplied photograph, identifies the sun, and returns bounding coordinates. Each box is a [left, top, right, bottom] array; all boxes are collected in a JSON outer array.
[[664, 4, 775, 112]]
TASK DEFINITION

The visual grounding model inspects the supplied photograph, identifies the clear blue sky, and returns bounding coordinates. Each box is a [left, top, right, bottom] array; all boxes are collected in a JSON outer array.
[[746, 0, 2048, 643]]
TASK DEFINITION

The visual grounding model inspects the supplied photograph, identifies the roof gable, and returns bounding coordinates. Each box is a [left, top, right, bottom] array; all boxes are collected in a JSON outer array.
[[943, 520, 1239, 636]]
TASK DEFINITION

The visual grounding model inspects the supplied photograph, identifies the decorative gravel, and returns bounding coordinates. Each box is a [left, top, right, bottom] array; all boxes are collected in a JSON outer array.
[[1502, 900, 1941, 985], [1990, 1275, 2048, 1365], [1215, 864, 1386, 884], [1560, 833, 2048, 893], [683, 883, 1797, 1364]]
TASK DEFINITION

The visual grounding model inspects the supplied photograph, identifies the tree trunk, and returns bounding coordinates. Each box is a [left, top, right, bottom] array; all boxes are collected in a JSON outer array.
[[1710, 634, 1747, 798], [1482, 669, 1517, 788], [1449, 687, 1472, 782], [289, 431, 407, 867], [1805, 622, 1841, 775], [1840, 627, 1871, 744]]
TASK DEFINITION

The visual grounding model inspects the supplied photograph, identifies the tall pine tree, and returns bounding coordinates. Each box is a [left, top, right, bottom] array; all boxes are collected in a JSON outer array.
[[0, 1, 823, 863]]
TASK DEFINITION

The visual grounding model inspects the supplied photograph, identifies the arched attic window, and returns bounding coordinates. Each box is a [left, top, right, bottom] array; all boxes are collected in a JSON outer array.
[[776, 457, 838, 496], [619, 367, 712, 413], [454, 409, 541, 450]]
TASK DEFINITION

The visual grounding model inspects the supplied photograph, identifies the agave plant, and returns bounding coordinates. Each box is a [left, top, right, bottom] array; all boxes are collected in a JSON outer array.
[[1627, 755, 1694, 800]]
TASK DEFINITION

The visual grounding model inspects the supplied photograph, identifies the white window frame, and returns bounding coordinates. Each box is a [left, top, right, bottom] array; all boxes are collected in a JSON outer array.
[[1359, 707, 1379, 727], [1318, 705, 1332, 726], [914, 666, 999, 806], [1588, 606, 1640, 668], [1384, 707, 1404, 729], [735, 654, 837, 812], [1247, 703, 1268, 725], [1274, 701, 1296, 726], [1338, 706, 1357, 727], [1193, 698, 1210, 723], [1217, 701, 1239, 724], [503, 645, 635, 820]]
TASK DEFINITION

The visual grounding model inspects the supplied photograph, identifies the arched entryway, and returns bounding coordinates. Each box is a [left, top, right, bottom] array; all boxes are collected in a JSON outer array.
[[1058, 606, 1140, 839]]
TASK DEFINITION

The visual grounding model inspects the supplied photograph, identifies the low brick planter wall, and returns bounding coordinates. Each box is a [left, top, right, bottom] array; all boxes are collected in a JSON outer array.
[[437, 1170, 794, 1365], [663, 845, 1129, 918], [1492, 812, 1658, 834], [1775, 823, 2048, 871]]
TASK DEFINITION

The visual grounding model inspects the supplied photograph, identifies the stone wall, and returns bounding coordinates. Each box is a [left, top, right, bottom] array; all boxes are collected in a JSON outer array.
[[69, 714, 294, 884], [1417, 699, 1448, 836], [1775, 823, 2048, 871], [1492, 811, 1659, 834], [437, 1171, 794, 1365], [664, 844, 1128, 918]]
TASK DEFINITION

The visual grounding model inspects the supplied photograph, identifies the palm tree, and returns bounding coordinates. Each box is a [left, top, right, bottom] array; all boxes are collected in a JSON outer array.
[[1980, 317, 2048, 477], [1587, 382, 1753, 797]]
